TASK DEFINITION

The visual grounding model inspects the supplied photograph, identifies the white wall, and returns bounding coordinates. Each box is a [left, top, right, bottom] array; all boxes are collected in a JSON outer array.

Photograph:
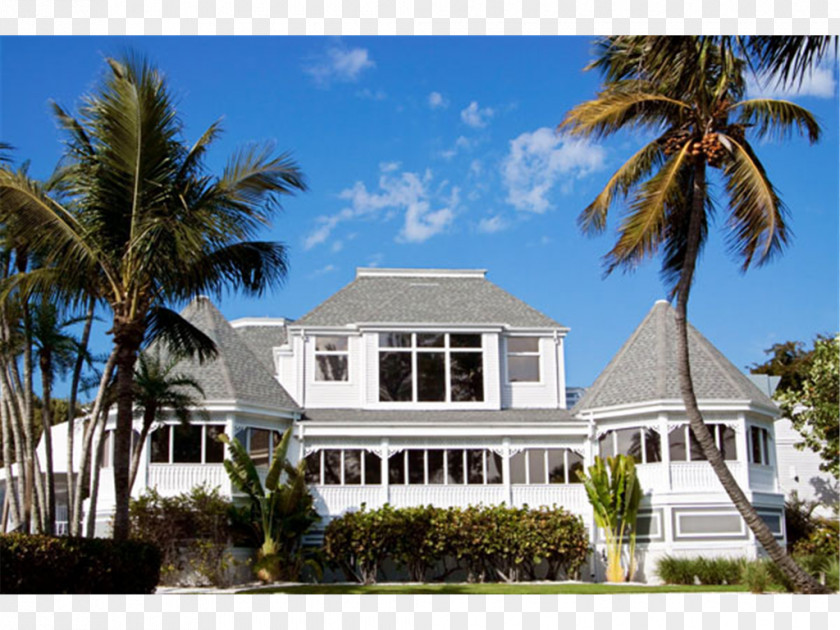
[[775, 417, 838, 512], [500, 335, 563, 409]]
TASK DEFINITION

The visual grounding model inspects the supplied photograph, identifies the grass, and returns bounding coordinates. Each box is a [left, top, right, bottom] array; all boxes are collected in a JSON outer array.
[[237, 583, 750, 595]]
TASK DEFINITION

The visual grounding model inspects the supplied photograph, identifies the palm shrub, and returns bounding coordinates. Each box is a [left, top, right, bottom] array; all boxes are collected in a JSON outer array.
[[218, 428, 320, 582], [577, 454, 642, 582]]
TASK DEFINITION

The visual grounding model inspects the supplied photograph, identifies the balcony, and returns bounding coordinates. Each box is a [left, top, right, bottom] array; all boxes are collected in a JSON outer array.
[[147, 464, 229, 496], [634, 461, 778, 494]]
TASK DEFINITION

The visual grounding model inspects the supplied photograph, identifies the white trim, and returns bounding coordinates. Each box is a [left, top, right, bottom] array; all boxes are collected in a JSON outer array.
[[580, 399, 779, 419], [675, 510, 747, 538], [229, 317, 288, 328], [356, 268, 487, 279]]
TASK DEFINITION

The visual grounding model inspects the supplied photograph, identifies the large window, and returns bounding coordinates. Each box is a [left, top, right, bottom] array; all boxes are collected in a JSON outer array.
[[315, 336, 349, 381], [750, 426, 771, 465], [668, 424, 737, 462], [150, 424, 227, 464], [388, 449, 502, 485], [304, 449, 382, 485], [507, 337, 541, 383], [509, 448, 584, 484], [599, 428, 662, 463], [378, 333, 484, 403]]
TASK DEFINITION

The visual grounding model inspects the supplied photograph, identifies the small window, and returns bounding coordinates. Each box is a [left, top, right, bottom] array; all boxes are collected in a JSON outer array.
[[548, 449, 566, 484], [509, 451, 527, 484], [486, 452, 503, 484], [98, 430, 113, 468], [447, 449, 465, 484], [428, 450, 445, 484], [249, 428, 271, 467], [669, 426, 687, 462], [204, 425, 226, 463], [567, 451, 584, 484], [718, 425, 737, 461], [467, 450, 485, 484], [150, 426, 169, 463], [364, 451, 382, 485], [315, 336, 349, 381], [305, 452, 321, 485], [750, 426, 771, 465], [388, 452, 406, 485], [507, 337, 540, 383], [324, 450, 341, 485], [173, 424, 202, 463], [528, 449, 546, 484], [408, 450, 425, 484], [344, 450, 362, 485], [644, 429, 662, 463]]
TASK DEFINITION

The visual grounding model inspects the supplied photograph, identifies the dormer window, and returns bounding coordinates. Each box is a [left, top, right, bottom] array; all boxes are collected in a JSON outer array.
[[315, 336, 349, 381], [378, 332, 484, 403], [507, 337, 541, 382]]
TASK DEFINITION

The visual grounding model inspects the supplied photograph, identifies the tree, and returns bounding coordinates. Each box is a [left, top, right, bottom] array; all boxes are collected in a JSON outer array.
[[750, 339, 815, 392], [128, 347, 207, 492], [777, 336, 840, 481], [0, 54, 306, 540], [560, 36, 827, 593]]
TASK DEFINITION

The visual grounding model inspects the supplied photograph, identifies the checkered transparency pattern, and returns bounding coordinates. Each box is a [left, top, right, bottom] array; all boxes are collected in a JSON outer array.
[[1, 0, 839, 34], [1, 0, 839, 628]]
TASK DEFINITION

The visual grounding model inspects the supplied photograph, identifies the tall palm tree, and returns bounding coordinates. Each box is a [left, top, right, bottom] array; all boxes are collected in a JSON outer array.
[[128, 347, 207, 492], [560, 37, 827, 593], [0, 54, 306, 540]]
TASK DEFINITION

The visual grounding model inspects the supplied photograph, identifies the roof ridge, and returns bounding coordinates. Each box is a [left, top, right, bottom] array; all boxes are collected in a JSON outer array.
[[484, 279, 564, 329]]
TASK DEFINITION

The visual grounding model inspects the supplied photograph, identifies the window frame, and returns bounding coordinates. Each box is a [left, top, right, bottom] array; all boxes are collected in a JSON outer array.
[[148, 423, 227, 465], [749, 426, 772, 466], [510, 448, 584, 485], [668, 424, 739, 462], [599, 427, 662, 464], [305, 448, 383, 485], [506, 336, 542, 384], [313, 335, 350, 382], [377, 332, 484, 403]]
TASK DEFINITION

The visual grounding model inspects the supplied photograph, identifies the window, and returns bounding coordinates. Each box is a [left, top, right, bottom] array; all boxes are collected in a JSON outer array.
[[149, 424, 227, 464], [315, 336, 349, 381], [383, 448, 501, 485], [378, 333, 484, 403], [750, 426, 772, 465], [509, 449, 584, 484], [304, 449, 383, 485], [599, 428, 662, 464], [507, 337, 541, 382], [668, 424, 738, 462]]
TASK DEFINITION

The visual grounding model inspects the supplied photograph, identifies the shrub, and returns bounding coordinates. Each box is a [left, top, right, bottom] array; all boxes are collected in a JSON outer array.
[[129, 485, 241, 587], [0, 534, 161, 594], [656, 555, 697, 585], [784, 491, 819, 552], [656, 555, 744, 585], [323, 504, 589, 585], [742, 560, 771, 594], [825, 556, 840, 592], [792, 517, 840, 557]]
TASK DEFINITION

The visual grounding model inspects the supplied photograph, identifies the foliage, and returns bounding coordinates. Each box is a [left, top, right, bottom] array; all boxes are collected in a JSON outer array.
[[128, 484, 238, 587], [577, 455, 642, 582], [742, 560, 772, 593], [784, 491, 819, 552], [323, 504, 589, 585], [792, 517, 840, 558], [218, 428, 321, 582], [656, 555, 745, 586], [750, 338, 817, 392], [0, 533, 160, 593], [777, 336, 840, 481]]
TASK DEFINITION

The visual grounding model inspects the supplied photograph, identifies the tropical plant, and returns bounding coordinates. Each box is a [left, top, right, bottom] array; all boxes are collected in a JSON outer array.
[[0, 54, 306, 540], [128, 347, 207, 492], [576, 454, 642, 582], [218, 428, 320, 582], [560, 35, 827, 593]]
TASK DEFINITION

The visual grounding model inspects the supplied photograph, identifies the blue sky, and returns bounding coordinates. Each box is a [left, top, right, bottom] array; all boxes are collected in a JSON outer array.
[[1, 36, 838, 393]]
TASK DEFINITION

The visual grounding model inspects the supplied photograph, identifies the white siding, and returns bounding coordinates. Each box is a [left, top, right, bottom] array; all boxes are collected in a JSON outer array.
[[775, 417, 838, 510], [501, 336, 562, 409], [304, 334, 364, 409]]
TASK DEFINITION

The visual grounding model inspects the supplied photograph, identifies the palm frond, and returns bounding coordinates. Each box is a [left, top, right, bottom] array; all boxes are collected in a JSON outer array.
[[720, 135, 789, 270], [218, 433, 264, 500], [579, 139, 665, 235], [747, 36, 837, 88], [735, 98, 821, 143], [144, 305, 218, 362], [265, 428, 292, 492]]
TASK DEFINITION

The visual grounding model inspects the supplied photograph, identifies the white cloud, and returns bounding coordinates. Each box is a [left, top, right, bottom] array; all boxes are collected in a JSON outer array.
[[308, 264, 337, 278], [747, 65, 837, 99], [356, 87, 387, 100], [428, 91, 449, 109], [477, 214, 508, 234], [460, 101, 494, 128], [303, 164, 458, 249], [438, 136, 474, 161], [304, 47, 374, 86], [502, 127, 606, 214], [331, 241, 344, 253], [439, 149, 457, 160]]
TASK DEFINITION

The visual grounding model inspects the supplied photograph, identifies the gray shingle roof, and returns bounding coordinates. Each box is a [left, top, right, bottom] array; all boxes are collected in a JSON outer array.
[[172, 298, 300, 411], [293, 269, 563, 328], [302, 408, 575, 423], [233, 324, 288, 374], [574, 300, 777, 412]]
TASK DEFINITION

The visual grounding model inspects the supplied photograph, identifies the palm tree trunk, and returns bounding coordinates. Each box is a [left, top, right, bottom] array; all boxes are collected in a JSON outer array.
[[66, 295, 95, 532], [85, 401, 111, 538], [128, 405, 156, 494], [1, 395, 21, 531], [20, 299, 46, 533], [674, 158, 829, 594], [1, 374, 26, 531], [70, 347, 117, 536], [111, 321, 144, 541], [39, 351, 55, 534]]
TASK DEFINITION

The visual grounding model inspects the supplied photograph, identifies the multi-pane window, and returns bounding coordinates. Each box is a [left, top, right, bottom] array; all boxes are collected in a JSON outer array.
[[100, 430, 142, 468], [750, 426, 772, 465], [378, 333, 484, 403], [388, 449, 502, 485], [304, 449, 383, 485], [599, 428, 662, 463], [149, 424, 227, 464], [507, 337, 541, 383], [314, 336, 349, 381], [668, 424, 737, 462], [509, 449, 584, 484]]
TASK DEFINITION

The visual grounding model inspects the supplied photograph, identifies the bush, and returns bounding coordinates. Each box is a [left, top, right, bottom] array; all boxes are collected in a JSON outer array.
[[129, 485, 243, 587], [784, 492, 819, 552], [656, 556, 744, 585], [323, 504, 589, 585], [742, 560, 771, 594], [792, 517, 840, 557], [0, 534, 161, 594]]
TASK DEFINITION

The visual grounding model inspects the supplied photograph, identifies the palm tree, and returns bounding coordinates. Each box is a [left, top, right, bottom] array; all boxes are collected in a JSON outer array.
[[560, 37, 828, 593], [0, 54, 306, 540], [128, 347, 207, 492]]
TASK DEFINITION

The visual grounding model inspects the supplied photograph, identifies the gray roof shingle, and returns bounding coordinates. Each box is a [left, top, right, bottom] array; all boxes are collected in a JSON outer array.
[[302, 408, 576, 424], [293, 269, 563, 328], [233, 324, 288, 374], [171, 298, 300, 412], [574, 300, 777, 412]]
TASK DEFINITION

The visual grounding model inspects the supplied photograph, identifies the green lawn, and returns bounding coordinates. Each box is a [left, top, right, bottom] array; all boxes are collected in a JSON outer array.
[[238, 583, 750, 595]]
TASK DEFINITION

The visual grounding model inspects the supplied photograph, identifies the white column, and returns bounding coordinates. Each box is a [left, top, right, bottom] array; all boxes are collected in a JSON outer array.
[[737, 412, 750, 490], [502, 438, 512, 506], [659, 413, 671, 492], [381, 437, 389, 506]]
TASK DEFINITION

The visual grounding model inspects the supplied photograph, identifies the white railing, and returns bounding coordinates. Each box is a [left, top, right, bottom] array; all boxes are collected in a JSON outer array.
[[669, 461, 743, 492], [748, 464, 777, 492], [635, 463, 668, 492], [510, 485, 589, 516], [388, 484, 507, 509], [147, 464, 229, 496], [311, 486, 386, 516]]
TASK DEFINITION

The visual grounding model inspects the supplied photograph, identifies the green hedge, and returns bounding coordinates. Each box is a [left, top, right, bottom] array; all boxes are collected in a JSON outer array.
[[323, 504, 590, 584], [0, 534, 161, 594]]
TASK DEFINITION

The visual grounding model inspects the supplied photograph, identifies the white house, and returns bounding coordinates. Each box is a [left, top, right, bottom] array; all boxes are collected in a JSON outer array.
[[8, 268, 791, 581]]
